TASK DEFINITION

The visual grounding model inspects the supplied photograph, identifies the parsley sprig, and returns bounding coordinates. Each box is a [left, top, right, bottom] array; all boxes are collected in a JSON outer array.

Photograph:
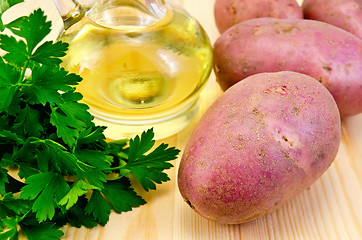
[[0, 3, 179, 239]]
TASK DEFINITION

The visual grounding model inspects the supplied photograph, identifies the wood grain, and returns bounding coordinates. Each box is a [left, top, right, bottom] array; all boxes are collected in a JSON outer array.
[[4, 0, 361, 239]]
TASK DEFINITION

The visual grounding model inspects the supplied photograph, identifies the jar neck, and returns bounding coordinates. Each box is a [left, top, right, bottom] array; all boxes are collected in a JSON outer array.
[[89, 0, 169, 29]]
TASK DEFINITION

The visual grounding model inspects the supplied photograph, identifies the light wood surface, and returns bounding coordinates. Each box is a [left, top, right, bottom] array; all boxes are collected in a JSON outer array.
[[3, 0, 362, 239]]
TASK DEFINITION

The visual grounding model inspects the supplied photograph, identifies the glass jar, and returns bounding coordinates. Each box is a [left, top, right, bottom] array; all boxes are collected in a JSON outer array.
[[53, 0, 213, 139]]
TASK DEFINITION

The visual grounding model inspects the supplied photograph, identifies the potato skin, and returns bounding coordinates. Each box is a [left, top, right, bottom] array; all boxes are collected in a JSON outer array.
[[302, 0, 362, 39], [177, 71, 341, 224], [214, 0, 303, 33], [213, 18, 362, 117]]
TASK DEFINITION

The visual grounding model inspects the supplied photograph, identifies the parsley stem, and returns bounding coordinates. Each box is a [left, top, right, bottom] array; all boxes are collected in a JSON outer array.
[[0, 21, 5, 32], [104, 166, 124, 171], [18, 59, 30, 83]]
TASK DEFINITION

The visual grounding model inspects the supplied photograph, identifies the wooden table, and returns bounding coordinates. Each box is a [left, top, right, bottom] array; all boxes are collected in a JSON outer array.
[[3, 0, 361, 239]]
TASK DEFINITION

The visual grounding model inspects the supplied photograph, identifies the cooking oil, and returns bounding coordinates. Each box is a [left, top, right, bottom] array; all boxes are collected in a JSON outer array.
[[59, 0, 212, 139]]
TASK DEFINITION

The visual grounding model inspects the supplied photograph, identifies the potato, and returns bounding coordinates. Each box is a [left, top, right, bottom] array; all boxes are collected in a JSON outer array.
[[177, 71, 341, 224], [214, 0, 303, 33], [213, 18, 362, 117], [302, 0, 362, 39]]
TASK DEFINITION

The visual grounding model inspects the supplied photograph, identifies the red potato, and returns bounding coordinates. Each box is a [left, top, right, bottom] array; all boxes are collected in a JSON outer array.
[[178, 71, 341, 224], [302, 0, 362, 39], [214, 0, 303, 33], [213, 18, 362, 117]]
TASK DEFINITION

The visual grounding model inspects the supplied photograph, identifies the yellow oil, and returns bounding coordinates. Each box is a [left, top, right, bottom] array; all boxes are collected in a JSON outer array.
[[60, 3, 212, 138]]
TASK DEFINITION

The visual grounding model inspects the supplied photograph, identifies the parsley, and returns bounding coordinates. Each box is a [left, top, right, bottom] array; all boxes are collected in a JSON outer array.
[[0, 4, 180, 239]]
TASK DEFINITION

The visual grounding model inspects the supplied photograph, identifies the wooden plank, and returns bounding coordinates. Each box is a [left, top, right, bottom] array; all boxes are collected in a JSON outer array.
[[4, 0, 361, 239]]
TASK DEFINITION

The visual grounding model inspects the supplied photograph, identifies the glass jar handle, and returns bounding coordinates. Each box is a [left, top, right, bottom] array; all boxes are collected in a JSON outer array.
[[53, 0, 95, 30]]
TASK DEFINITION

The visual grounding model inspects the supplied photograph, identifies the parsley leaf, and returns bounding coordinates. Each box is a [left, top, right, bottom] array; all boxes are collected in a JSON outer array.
[[65, 199, 98, 228], [50, 92, 91, 148], [32, 139, 82, 175], [20, 222, 64, 240], [0, 34, 28, 65], [77, 126, 108, 146], [127, 128, 156, 160], [0, 168, 8, 196], [123, 129, 180, 191], [20, 172, 70, 222], [16, 9, 51, 54], [102, 180, 147, 213], [23, 66, 81, 105], [32, 41, 68, 65], [3, 15, 26, 35], [85, 190, 111, 225], [13, 104, 44, 137], [58, 180, 98, 210], [75, 149, 112, 170], [84, 178, 147, 226], [0, 193, 32, 230], [0, 58, 20, 112]]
